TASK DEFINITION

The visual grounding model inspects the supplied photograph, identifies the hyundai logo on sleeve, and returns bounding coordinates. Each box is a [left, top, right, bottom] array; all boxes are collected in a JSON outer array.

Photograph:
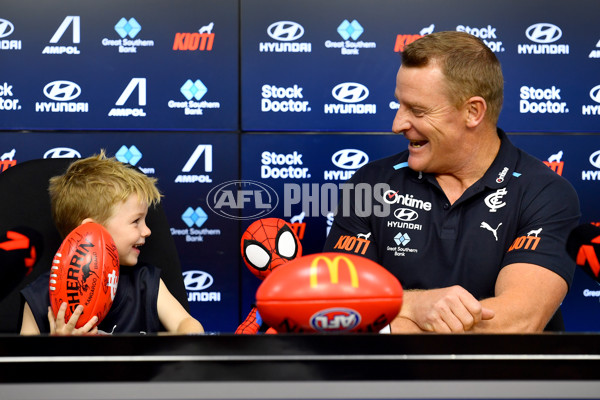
[[267, 21, 304, 41]]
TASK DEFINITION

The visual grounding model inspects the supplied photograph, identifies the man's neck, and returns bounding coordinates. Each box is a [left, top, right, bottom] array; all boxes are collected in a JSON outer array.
[[435, 128, 501, 204]]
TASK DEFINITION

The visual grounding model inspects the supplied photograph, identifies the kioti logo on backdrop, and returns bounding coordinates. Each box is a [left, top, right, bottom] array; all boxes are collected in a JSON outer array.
[[0, 148, 16, 172], [543, 151, 565, 176], [393, 24, 434, 52], [173, 22, 215, 51]]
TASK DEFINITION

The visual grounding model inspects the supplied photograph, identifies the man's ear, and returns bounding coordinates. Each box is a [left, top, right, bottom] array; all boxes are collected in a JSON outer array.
[[80, 218, 96, 225], [465, 96, 487, 128]]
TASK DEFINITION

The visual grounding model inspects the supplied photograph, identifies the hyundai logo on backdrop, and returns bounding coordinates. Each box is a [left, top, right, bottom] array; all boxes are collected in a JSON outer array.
[[43, 81, 81, 101], [0, 19, 21, 51], [267, 21, 304, 41], [519, 23, 568, 55], [325, 83, 376, 115], [37, 80, 89, 113], [43, 147, 81, 159], [260, 20, 311, 53], [526, 23, 562, 43], [183, 270, 221, 303], [331, 149, 369, 169], [332, 83, 369, 103]]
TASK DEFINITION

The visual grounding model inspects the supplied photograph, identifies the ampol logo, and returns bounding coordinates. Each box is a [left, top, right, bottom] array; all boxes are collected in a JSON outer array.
[[310, 307, 361, 332], [206, 180, 278, 220]]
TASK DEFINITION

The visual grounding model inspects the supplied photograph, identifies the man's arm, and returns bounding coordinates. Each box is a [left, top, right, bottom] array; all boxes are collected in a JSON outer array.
[[391, 262, 566, 333]]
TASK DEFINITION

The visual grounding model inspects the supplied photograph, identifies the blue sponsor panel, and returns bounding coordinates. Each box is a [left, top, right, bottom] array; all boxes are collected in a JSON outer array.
[[0, 0, 238, 131], [0, 131, 240, 332], [241, 0, 600, 132]]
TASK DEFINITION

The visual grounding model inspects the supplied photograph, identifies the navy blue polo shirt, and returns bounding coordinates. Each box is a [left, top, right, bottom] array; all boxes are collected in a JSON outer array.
[[323, 129, 580, 300]]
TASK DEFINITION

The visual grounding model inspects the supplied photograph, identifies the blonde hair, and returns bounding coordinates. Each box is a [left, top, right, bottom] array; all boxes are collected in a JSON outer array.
[[402, 31, 504, 125], [49, 150, 162, 237]]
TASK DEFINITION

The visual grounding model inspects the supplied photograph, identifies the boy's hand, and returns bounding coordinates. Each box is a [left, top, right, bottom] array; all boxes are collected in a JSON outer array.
[[48, 302, 99, 335]]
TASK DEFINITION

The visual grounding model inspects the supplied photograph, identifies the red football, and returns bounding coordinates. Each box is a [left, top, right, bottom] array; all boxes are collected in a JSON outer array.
[[49, 222, 120, 329], [256, 252, 403, 333]]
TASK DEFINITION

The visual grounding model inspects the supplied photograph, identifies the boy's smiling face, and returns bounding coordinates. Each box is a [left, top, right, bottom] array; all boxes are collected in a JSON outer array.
[[102, 194, 151, 266]]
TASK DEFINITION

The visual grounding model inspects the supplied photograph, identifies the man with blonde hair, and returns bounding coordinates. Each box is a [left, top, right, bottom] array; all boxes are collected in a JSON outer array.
[[21, 151, 204, 335], [324, 31, 580, 333]]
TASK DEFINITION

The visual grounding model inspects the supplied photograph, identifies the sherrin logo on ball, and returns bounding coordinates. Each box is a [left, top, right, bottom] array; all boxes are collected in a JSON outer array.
[[49, 222, 119, 329], [256, 252, 403, 333]]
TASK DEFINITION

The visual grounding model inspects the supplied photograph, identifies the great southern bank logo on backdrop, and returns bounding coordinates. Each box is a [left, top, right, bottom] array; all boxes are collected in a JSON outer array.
[[325, 19, 375, 55], [168, 79, 221, 116], [260, 21, 312, 53], [102, 17, 155, 53]]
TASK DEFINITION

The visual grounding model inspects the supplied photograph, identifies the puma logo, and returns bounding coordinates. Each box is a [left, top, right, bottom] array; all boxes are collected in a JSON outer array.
[[480, 221, 503, 241]]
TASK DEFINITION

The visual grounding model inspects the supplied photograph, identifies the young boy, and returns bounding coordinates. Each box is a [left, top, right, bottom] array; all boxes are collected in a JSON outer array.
[[20, 151, 204, 335]]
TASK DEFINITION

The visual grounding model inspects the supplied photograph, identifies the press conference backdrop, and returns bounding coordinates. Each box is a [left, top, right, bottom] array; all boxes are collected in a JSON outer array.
[[0, 0, 599, 332]]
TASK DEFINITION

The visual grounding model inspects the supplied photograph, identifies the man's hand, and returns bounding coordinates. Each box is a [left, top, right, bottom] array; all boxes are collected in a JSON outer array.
[[48, 302, 98, 335], [402, 286, 495, 333]]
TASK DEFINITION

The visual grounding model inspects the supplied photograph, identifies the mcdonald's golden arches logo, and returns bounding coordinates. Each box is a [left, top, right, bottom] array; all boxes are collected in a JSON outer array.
[[309, 254, 359, 289]]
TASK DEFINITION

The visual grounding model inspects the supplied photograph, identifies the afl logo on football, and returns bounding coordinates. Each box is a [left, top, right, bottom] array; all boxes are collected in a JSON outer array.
[[331, 149, 369, 169], [182, 270, 214, 291], [310, 307, 361, 332], [267, 21, 304, 41]]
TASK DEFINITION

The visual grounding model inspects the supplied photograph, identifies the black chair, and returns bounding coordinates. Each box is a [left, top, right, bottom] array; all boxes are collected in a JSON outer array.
[[0, 158, 189, 333]]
